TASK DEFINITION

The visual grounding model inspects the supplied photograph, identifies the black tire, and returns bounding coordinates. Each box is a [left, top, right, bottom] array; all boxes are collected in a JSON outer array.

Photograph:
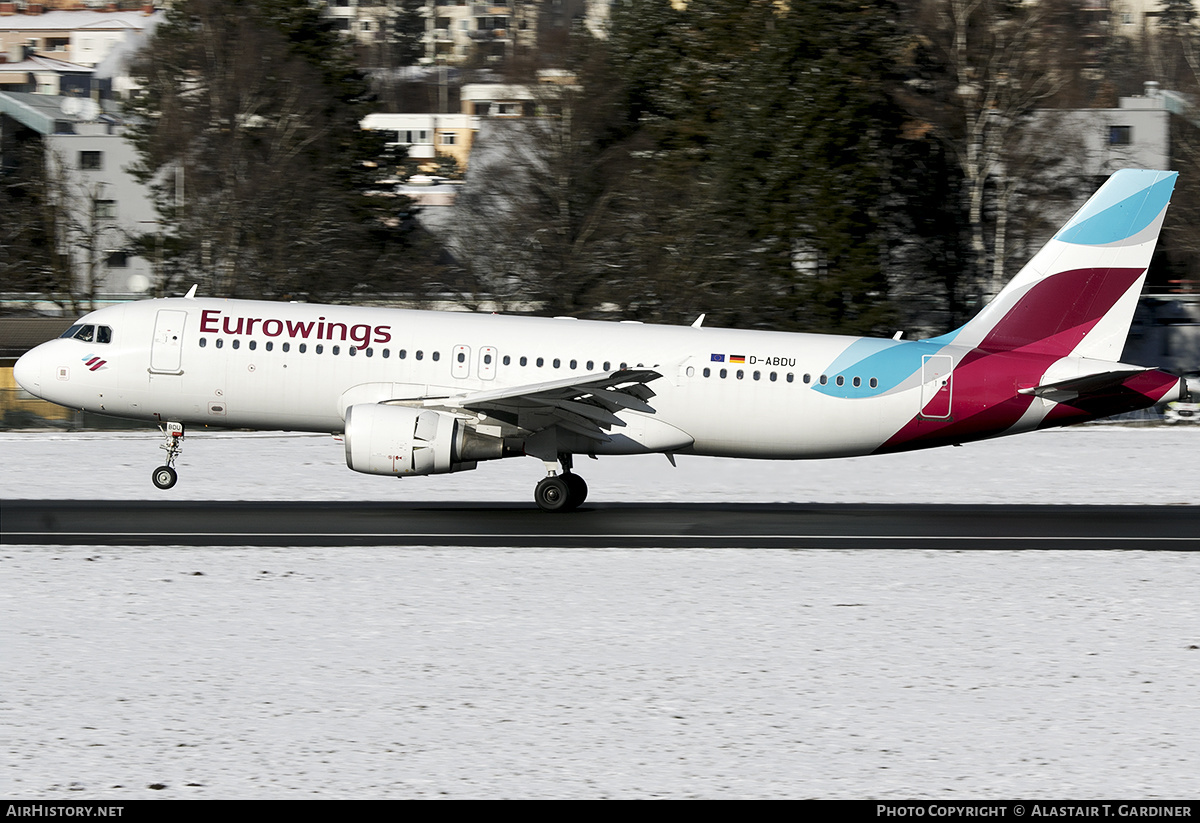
[[564, 473, 588, 510], [152, 465, 178, 490], [534, 475, 571, 513]]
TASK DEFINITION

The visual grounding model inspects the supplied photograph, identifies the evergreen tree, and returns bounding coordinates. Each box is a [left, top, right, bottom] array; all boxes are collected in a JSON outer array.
[[125, 0, 442, 300]]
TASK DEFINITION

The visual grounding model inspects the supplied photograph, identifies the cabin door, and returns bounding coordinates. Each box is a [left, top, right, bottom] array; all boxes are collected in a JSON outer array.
[[920, 355, 953, 418], [150, 310, 187, 375]]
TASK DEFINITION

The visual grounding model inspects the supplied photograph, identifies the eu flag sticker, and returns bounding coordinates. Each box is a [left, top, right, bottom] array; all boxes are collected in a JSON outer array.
[[710, 353, 725, 362]]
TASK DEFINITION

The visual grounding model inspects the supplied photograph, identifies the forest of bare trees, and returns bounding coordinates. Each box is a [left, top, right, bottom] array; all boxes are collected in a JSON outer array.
[[4, 0, 1200, 335]]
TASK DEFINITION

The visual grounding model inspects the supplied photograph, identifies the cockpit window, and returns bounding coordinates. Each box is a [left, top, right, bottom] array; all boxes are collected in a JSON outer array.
[[59, 324, 112, 343]]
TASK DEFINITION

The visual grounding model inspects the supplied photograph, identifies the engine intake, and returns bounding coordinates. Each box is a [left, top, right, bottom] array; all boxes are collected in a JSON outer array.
[[343, 403, 502, 476]]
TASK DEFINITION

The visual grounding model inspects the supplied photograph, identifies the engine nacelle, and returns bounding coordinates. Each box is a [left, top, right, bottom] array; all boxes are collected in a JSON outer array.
[[344, 403, 501, 476]]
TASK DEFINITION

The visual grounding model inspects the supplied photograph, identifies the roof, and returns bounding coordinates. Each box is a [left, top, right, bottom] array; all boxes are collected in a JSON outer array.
[[0, 54, 93, 74], [0, 89, 119, 134], [0, 10, 159, 33]]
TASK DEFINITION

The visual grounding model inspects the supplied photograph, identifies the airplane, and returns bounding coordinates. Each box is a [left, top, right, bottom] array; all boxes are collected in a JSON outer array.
[[12, 168, 1188, 511]]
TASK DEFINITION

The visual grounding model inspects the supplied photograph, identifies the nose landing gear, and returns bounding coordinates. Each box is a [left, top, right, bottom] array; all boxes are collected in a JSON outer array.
[[152, 422, 184, 490]]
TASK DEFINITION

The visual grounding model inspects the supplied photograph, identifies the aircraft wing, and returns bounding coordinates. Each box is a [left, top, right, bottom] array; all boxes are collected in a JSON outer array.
[[415, 368, 663, 442]]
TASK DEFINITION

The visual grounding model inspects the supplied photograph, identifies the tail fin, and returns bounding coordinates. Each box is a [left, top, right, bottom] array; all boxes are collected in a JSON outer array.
[[944, 169, 1177, 360]]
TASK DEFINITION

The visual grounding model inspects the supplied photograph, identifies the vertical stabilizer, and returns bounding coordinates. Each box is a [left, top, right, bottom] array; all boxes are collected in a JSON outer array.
[[945, 169, 1177, 360]]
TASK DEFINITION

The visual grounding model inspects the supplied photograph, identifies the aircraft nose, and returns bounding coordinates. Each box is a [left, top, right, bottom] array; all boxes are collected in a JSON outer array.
[[13, 346, 44, 398]]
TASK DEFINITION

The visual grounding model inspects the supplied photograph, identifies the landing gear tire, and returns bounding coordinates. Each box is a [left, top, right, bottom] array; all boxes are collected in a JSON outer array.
[[535, 476, 572, 513], [564, 473, 588, 509], [152, 465, 178, 490]]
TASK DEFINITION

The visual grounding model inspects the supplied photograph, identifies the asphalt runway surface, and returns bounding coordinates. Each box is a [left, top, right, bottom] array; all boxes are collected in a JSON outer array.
[[3, 500, 1199, 548]]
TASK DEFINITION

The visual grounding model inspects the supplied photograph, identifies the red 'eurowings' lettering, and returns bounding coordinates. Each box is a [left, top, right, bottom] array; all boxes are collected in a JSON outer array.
[[196, 309, 393, 345], [286, 319, 315, 338]]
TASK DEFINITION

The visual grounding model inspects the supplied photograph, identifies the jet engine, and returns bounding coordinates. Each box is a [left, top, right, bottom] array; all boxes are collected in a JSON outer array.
[[343, 403, 503, 476]]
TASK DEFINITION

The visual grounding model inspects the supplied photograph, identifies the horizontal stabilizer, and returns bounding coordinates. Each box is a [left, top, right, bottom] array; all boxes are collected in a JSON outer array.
[[1019, 369, 1152, 404]]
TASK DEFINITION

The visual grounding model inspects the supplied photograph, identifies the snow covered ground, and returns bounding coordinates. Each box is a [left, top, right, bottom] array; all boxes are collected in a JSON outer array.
[[3, 426, 1200, 799], [1, 424, 1199, 505]]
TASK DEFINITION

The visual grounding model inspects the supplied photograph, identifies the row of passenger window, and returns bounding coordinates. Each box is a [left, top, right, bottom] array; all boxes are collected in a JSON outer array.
[[195, 336, 879, 390], [700, 366, 879, 389], [197, 337, 440, 360]]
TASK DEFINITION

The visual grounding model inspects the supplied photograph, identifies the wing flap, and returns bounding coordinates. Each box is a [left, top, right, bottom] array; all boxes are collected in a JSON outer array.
[[416, 368, 663, 438]]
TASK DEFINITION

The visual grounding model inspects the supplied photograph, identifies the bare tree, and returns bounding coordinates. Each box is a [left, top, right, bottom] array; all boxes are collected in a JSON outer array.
[[913, 0, 1077, 300]]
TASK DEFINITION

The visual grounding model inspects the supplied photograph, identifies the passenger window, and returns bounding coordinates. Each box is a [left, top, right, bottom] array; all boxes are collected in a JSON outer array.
[[553, 358, 560, 369], [520, 356, 528, 366], [283, 342, 291, 353], [266, 341, 274, 352], [349, 346, 357, 357], [870, 378, 878, 388], [332, 345, 339, 355], [216, 338, 223, 349], [232, 339, 240, 350], [249, 340, 257, 351], [199, 338, 207, 348], [536, 357, 544, 367], [586, 360, 594, 370], [415, 350, 423, 360], [316, 344, 324, 354], [432, 351, 440, 361], [835, 375, 844, 386], [703, 367, 711, 378], [300, 343, 308, 353]]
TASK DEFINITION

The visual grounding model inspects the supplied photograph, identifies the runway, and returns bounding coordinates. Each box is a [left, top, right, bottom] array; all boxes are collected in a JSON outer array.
[[3, 500, 1199, 548]]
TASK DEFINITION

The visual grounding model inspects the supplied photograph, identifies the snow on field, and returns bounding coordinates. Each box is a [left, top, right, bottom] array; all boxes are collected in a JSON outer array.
[[3, 425, 1200, 799], [2, 424, 1198, 504]]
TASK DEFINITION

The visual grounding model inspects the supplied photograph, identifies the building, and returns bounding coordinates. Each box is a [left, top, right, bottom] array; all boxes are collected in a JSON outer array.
[[1, 90, 158, 301], [361, 110, 478, 169], [0, 5, 159, 69]]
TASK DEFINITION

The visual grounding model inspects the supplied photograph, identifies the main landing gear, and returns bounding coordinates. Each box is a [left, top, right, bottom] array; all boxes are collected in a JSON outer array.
[[152, 422, 184, 490], [534, 453, 588, 513]]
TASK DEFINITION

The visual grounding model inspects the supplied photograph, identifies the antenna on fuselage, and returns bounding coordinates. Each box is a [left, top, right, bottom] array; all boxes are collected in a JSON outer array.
[[184, 284, 198, 299], [691, 314, 706, 328]]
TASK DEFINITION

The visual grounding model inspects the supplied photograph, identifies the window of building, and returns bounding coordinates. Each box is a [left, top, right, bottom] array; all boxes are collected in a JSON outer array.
[[95, 200, 117, 219], [440, 132, 457, 146], [79, 151, 102, 170], [1110, 125, 1132, 145]]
